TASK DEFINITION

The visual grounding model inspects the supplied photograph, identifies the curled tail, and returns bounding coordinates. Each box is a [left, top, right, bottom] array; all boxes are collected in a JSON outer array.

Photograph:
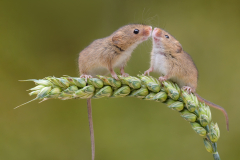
[[195, 93, 229, 131]]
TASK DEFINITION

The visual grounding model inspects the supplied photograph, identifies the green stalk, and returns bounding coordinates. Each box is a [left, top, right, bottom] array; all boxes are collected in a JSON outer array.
[[205, 126, 221, 160], [17, 75, 222, 160]]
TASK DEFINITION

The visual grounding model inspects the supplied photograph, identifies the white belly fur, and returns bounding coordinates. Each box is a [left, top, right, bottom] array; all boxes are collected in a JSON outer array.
[[153, 53, 168, 76]]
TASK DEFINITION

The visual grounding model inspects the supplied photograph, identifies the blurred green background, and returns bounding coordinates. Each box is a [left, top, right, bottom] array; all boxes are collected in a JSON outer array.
[[1, 0, 240, 159]]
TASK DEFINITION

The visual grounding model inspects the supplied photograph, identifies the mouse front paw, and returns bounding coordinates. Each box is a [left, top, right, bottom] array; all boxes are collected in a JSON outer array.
[[143, 70, 150, 76], [143, 68, 153, 76]]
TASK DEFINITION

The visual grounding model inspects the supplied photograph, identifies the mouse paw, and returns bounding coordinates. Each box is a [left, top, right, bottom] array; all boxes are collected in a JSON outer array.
[[80, 74, 92, 82], [182, 86, 193, 94], [121, 73, 129, 77], [158, 76, 167, 82], [111, 73, 119, 80], [143, 68, 153, 76]]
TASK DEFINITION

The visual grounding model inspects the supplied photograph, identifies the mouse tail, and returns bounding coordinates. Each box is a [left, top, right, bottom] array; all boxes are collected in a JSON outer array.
[[87, 98, 95, 160], [195, 93, 229, 131]]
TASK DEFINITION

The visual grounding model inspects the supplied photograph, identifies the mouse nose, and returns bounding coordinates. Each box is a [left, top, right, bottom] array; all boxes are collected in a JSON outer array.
[[153, 28, 161, 37], [153, 28, 161, 32]]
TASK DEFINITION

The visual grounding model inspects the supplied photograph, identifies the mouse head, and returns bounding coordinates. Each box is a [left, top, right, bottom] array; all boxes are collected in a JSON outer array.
[[152, 28, 182, 53], [111, 24, 152, 50]]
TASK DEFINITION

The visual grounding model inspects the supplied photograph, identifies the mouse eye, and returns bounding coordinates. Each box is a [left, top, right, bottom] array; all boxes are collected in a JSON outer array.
[[133, 29, 139, 34], [165, 35, 169, 38]]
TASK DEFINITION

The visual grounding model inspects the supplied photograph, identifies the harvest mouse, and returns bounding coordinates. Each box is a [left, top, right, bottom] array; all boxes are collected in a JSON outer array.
[[79, 24, 152, 80], [144, 27, 229, 131], [78, 24, 152, 160]]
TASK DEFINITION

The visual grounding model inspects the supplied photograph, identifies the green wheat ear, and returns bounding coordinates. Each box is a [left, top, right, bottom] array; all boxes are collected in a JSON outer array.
[[17, 75, 222, 160]]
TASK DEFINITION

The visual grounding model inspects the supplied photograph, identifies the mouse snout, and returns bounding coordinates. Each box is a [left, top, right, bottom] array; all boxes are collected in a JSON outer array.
[[153, 28, 161, 37], [143, 26, 152, 37]]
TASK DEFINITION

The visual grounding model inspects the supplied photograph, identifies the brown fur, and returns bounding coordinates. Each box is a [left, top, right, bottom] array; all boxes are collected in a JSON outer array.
[[149, 28, 198, 91], [146, 28, 229, 130], [79, 24, 152, 77]]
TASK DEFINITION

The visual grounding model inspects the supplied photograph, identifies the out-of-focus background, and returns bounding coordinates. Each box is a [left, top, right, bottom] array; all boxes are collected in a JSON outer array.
[[1, 0, 240, 159]]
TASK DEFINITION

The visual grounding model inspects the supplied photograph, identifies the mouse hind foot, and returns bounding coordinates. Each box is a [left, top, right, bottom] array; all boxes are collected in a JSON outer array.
[[158, 76, 168, 82], [121, 73, 129, 77], [182, 86, 194, 94], [80, 74, 93, 82]]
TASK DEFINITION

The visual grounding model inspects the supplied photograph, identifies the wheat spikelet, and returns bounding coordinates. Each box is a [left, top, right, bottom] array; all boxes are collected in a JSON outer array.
[[17, 75, 221, 160]]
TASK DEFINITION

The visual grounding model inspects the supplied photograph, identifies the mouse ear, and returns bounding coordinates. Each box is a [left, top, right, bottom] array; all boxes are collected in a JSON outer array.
[[176, 43, 182, 53], [112, 34, 122, 44]]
